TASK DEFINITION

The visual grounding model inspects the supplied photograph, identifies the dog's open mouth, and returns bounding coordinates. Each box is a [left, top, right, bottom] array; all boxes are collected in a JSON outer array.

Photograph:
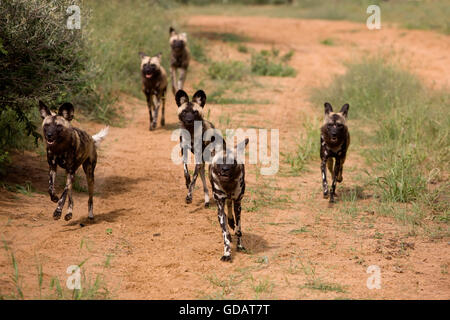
[[46, 139, 55, 145], [145, 73, 152, 79], [331, 137, 338, 143]]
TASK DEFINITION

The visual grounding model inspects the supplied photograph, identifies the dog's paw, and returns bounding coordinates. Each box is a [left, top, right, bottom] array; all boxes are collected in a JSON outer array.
[[337, 176, 343, 183], [185, 195, 192, 204], [64, 213, 72, 221], [160, 119, 165, 126], [220, 255, 232, 262], [53, 208, 62, 220], [323, 191, 329, 199], [50, 194, 59, 203], [237, 245, 246, 252]]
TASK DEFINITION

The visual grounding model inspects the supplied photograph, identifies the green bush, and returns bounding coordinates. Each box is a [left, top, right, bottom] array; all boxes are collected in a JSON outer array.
[[251, 49, 296, 77], [0, 0, 100, 173], [207, 61, 249, 81]]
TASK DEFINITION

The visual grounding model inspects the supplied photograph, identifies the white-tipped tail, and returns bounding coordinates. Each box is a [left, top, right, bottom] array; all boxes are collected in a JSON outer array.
[[92, 126, 109, 148]]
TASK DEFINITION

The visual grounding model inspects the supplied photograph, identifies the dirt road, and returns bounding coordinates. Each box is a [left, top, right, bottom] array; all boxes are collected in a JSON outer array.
[[0, 16, 449, 299]]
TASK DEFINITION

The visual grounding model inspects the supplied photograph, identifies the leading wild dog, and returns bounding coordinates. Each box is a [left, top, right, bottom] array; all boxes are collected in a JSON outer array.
[[320, 102, 350, 203], [175, 89, 218, 208], [139, 52, 168, 130], [169, 27, 190, 95], [39, 101, 108, 221], [209, 138, 249, 262]]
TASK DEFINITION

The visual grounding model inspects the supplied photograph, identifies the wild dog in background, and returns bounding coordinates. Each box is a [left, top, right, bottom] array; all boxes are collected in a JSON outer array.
[[39, 101, 109, 221], [169, 27, 190, 95], [209, 138, 249, 262], [320, 102, 350, 203], [175, 89, 218, 208], [139, 52, 168, 130]]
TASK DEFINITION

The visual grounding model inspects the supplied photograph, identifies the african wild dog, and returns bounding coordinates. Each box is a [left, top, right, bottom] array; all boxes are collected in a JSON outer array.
[[209, 138, 249, 262], [169, 27, 190, 96], [39, 101, 108, 221], [139, 52, 168, 130], [320, 102, 350, 203], [175, 89, 219, 208]]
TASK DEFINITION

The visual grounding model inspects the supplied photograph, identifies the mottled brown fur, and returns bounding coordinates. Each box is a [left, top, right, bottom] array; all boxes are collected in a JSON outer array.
[[39, 101, 106, 221], [320, 102, 350, 203], [139, 52, 168, 130]]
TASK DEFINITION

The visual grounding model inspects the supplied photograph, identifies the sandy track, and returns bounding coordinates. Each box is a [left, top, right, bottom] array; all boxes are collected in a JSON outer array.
[[0, 16, 449, 299]]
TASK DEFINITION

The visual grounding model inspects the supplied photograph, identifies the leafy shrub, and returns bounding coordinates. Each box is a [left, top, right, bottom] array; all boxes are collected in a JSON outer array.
[[251, 49, 296, 77], [207, 61, 249, 81]]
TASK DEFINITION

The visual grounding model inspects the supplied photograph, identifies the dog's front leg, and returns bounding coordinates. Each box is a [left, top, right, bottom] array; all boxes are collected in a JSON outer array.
[[171, 67, 177, 95], [64, 173, 74, 221], [321, 155, 329, 199], [217, 197, 232, 262], [53, 172, 73, 220], [160, 90, 166, 126], [330, 158, 341, 203], [199, 163, 210, 207], [234, 200, 245, 252], [146, 93, 154, 131], [186, 163, 200, 204], [152, 95, 160, 130], [47, 153, 59, 203], [178, 68, 187, 91]]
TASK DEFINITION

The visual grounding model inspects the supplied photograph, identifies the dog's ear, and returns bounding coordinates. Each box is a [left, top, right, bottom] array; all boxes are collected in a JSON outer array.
[[192, 90, 206, 108], [175, 90, 189, 107], [324, 102, 333, 115], [155, 52, 162, 60], [139, 52, 147, 60], [39, 101, 52, 119], [180, 32, 187, 42], [169, 26, 176, 35], [58, 103, 74, 121], [340, 103, 349, 118]]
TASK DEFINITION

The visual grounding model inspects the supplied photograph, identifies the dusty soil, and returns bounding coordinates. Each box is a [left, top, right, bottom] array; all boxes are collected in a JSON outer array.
[[0, 16, 449, 299]]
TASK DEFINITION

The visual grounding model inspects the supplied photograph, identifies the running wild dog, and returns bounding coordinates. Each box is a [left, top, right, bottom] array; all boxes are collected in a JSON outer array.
[[169, 27, 190, 95], [175, 89, 219, 208], [209, 138, 249, 262], [39, 101, 109, 221], [320, 102, 350, 203], [139, 52, 168, 130]]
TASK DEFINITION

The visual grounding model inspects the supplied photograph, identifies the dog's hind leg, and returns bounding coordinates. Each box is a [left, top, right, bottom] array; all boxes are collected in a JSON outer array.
[[83, 160, 96, 220], [53, 172, 73, 220], [199, 163, 210, 207]]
